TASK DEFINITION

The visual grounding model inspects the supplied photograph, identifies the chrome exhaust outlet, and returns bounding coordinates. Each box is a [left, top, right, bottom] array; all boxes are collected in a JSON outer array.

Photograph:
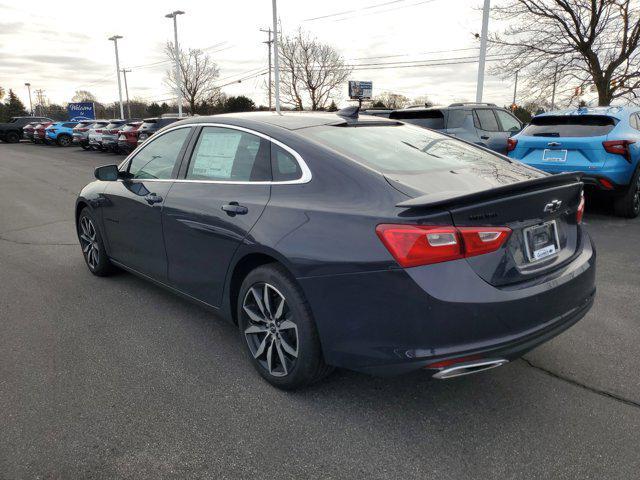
[[432, 359, 508, 380]]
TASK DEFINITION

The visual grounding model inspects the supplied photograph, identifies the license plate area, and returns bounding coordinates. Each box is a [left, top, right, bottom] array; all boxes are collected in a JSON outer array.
[[524, 220, 560, 262], [542, 149, 567, 162]]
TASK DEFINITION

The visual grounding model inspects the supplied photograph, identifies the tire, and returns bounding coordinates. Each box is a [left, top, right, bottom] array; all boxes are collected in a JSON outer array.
[[77, 208, 115, 276], [237, 263, 333, 390], [57, 134, 72, 147], [81, 144, 90, 150], [5, 131, 20, 143], [614, 166, 640, 218]]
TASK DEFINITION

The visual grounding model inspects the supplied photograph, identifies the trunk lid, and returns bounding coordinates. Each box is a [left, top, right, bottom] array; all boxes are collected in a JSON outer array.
[[389, 169, 583, 286]]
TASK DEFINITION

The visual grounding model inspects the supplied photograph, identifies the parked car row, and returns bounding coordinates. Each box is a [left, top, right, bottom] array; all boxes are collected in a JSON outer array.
[[10, 115, 182, 154]]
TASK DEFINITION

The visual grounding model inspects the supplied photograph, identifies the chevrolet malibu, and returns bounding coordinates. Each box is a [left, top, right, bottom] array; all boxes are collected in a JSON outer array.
[[75, 111, 596, 389]]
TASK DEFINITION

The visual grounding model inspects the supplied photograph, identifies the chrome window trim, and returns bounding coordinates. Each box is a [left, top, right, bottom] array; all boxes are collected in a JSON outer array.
[[118, 122, 312, 185]]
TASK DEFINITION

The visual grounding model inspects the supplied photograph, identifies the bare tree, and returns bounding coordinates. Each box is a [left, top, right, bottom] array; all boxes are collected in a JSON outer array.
[[491, 0, 640, 106], [278, 29, 352, 110], [164, 42, 221, 114], [71, 90, 97, 103], [372, 92, 410, 109]]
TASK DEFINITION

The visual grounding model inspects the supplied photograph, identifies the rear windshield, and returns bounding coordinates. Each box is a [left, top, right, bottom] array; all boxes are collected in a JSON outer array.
[[141, 120, 158, 129], [522, 115, 616, 137], [121, 123, 141, 132], [389, 110, 445, 130], [77, 121, 94, 127], [105, 122, 125, 130], [302, 124, 506, 174]]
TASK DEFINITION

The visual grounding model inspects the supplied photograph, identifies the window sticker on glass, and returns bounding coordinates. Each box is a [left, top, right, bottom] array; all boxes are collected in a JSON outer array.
[[191, 130, 242, 179]]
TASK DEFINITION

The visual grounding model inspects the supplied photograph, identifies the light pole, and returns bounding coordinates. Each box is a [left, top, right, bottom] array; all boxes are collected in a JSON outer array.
[[24, 83, 33, 116], [121, 69, 132, 118], [512, 70, 518, 106], [475, 0, 491, 103], [108, 35, 125, 119], [272, 0, 281, 114], [165, 10, 185, 117]]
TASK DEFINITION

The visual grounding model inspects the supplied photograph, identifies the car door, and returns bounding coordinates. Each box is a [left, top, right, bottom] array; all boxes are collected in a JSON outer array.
[[100, 126, 193, 281], [161, 125, 273, 307], [495, 109, 523, 141], [473, 108, 505, 153]]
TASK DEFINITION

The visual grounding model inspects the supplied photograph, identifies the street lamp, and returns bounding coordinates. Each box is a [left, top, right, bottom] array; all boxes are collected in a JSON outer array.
[[24, 83, 33, 116], [165, 10, 185, 117], [108, 35, 125, 119]]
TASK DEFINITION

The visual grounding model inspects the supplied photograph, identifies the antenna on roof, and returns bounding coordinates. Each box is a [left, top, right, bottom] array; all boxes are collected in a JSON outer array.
[[336, 105, 360, 119]]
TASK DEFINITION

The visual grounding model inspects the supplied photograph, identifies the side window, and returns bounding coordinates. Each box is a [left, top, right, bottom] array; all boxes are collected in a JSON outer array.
[[186, 127, 271, 182], [631, 113, 640, 131], [474, 109, 500, 132], [495, 110, 522, 132], [446, 110, 467, 129], [128, 127, 191, 179], [63, 123, 77, 128], [271, 144, 302, 181]]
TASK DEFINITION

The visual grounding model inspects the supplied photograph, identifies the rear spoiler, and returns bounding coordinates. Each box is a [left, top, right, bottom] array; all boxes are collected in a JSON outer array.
[[396, 172, 583, 209]]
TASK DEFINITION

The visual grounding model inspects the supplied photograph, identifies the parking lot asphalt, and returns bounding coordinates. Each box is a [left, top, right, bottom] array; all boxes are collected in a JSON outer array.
[[1, 142, 639, 479]]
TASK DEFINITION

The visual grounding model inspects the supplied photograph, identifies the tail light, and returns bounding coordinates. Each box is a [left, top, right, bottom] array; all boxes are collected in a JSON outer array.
[[78, 128, 89, 132], [376, 224, 511, 268], [95, 129, 103, 133], [506, 137, 518, 153], [576, 191, 585, 224], [603, 140, 635, 161]]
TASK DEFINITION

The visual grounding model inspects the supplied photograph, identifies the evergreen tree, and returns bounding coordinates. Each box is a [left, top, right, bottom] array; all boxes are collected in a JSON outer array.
[[4, 90, 27, 119], [147, 102, 162, 117]]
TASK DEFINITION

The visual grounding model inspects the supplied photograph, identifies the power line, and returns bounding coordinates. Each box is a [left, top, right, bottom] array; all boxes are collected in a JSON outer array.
[[304, 0, 406, 21], [348, 46, 479, 61]]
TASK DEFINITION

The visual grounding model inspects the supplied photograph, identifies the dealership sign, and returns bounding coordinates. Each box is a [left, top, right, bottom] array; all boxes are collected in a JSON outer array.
[[348, 81, 372, 100], [67, 102, 96, 120]]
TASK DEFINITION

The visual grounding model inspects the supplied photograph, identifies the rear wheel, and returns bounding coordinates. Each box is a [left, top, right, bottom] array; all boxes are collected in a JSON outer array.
[[81, 144, 90, 150], [238, 264, 332, 390], [57, 134, 72, 147], [77, 208, 115, 276], [614, 167, 640, 218], [5, 131, 20, 143]]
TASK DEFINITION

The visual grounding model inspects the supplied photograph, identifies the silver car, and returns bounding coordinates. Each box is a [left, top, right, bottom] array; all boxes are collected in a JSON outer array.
[[87, 120, 111, 151]]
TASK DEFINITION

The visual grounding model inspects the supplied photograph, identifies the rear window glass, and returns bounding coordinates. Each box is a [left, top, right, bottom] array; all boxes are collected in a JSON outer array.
[[271, 144, 302, 181], [474, 109, 500, 131], [522, 115, 616, 137], [446, 110, 467, 129], [389, 110, 445, 130], [141, 120, 158, 129], [121, 123, 141, 132], [302, 124, 507, 174], [105, 122, 125, 130]]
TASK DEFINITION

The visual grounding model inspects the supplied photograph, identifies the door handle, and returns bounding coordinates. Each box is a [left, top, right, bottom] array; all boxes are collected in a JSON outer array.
[[480, 135, 490, 140], [222, 202, 248, 216], [145, 193, 163, 205]]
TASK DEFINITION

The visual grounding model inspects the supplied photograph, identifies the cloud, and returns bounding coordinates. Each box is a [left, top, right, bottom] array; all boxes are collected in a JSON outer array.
[[0, 21, 24, 34]]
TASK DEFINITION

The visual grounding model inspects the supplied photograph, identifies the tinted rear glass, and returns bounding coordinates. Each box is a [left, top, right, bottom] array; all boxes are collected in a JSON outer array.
[[141, 120, 158, 129], [105, 122, 125, 130], [389, 110, 445, 129], [121, 123, 140, 132], [522, 115, 616, 137], [303, 124, 506, 174]]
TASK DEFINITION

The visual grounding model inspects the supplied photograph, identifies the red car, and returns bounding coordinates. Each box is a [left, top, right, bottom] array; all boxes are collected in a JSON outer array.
[[116, 121, 142, 154], [22, 122, 41, 141], [33, 122, 54, 144]]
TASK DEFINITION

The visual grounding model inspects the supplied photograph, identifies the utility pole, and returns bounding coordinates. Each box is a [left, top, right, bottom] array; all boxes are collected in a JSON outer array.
[[260, 28, 273, 111], [35, 89, 46, 116], [165, 10, 185, 117], [108, 35, 125, 119], [512, 70, 518, 106], [24, 83, 33, 116], [476, 0, 491, 103], [550, 64, 558, 110], [272, 0, 281, 114], [121, 69, 132, 118]]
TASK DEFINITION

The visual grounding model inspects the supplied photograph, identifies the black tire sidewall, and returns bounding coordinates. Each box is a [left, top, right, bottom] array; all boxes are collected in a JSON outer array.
[[237, 264, 325, 390], [57, 134, 71, 147], [77, 209, 113, 276], [615, 165, 640, 218], [6, 132, 20, 143]]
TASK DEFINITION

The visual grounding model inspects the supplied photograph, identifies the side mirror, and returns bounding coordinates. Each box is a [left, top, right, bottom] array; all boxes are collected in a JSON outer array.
[[94, 164, 120, 181]]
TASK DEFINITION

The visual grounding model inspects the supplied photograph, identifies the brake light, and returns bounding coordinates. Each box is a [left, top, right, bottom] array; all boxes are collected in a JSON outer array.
[[95, 129, 103, 133], [376, 224, 512, 267], [507, 137, 518, 153], [576, 191, 585, 224], [603, 140, 635, 161], [78, 128, 89, 132]]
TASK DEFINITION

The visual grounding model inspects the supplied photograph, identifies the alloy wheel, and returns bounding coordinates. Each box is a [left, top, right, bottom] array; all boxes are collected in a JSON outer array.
[[79, 216, 100, 270], [633, 176, 640, 215], [243, 283, 298, 377]]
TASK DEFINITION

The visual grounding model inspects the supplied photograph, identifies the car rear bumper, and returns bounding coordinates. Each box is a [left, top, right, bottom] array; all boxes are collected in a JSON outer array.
[[299, 231, 596, 376]]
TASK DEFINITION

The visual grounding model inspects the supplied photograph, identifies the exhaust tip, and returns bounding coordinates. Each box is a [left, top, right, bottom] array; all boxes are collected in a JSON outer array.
[[432, 359, 508, 380]]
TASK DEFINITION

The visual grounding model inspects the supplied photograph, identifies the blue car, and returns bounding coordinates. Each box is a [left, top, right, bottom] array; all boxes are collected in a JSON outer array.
[[508, 106, 640, 217], [45, 121, 79, 147]]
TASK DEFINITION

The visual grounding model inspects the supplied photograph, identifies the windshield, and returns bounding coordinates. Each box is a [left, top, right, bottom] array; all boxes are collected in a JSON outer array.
[[522, 115, 616, 137], [302, 124, 508, 174]]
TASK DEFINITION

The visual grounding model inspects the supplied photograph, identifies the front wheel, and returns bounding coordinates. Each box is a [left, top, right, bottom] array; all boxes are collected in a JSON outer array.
[[238, 264, 332, 390], [614, 167, 640, 218], [77, 209, 115, 276], [5, 131, 20, 143]]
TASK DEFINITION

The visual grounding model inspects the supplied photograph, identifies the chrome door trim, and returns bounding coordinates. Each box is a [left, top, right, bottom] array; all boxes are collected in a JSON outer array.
[[118, 122, 312, 185]]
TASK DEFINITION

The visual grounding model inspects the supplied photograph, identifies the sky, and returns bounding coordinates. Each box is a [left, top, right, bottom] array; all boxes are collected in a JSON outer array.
[[0, 0, 517, 110]]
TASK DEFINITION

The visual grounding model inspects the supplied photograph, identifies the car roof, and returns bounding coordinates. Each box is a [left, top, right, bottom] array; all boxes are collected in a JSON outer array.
[[537, 106, 639, 120], [169, 111, 400, 131]]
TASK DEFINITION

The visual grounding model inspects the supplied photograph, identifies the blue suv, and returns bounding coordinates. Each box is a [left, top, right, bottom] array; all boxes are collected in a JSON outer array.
[[45, 121, 78, 147], [509, 106, 640, 218]]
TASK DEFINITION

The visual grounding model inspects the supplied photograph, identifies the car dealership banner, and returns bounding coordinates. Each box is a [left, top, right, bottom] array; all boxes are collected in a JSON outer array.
[[67, 102, 96, 121]]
